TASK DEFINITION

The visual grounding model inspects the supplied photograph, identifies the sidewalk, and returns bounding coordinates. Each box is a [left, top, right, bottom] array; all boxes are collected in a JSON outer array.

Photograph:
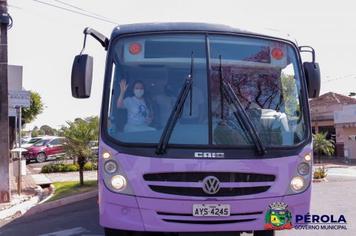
[[0, 164, 41, 221], [1, 166, 98, 221], [313, 156, 356, 168]]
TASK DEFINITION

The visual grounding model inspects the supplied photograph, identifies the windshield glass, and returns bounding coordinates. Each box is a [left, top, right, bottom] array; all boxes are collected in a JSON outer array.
[[28, 138, 41, 144], [107, 34, 306, 147], [33, 139, 50, 147], [108, 34, 209, 145], [209, 35, 305, 146]]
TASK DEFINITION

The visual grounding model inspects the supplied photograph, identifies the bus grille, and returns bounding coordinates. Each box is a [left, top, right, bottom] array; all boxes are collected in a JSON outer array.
[[143, 172, 275, 182], [157, 211, 262, 225], [162, 219, 256, 224], [144, 172, 274, 197]]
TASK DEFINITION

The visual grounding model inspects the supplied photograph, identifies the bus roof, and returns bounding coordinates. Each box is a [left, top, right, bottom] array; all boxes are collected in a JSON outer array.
[[111, 22, 297, 44]]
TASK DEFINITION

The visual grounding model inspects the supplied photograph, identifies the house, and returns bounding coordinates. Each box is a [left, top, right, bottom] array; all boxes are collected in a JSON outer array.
[[309, 92, 356, 157]]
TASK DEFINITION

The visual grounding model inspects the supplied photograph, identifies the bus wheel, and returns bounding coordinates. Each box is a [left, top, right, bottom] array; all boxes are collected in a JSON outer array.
[[104, 228, 145, 236], [104, 228, 131, 236], [253, 230, 274, 236]]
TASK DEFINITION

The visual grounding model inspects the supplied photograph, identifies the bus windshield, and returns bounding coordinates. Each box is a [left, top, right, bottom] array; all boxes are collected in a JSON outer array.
[[106, 34, 306, 148]]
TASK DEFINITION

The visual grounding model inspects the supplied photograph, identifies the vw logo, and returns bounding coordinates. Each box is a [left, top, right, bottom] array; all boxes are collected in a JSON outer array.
[[202, 176, 221, 195]]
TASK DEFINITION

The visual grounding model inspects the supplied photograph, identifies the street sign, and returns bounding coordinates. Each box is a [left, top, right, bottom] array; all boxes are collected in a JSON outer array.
[[8, 90, 31, 108], [8, 107, 16, 117]]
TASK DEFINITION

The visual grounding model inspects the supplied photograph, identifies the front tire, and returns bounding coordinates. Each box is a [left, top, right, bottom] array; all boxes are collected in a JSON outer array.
[[36, 153, 47, 163], [104, 228, 132, 236], [253, 230, 275, 236], [104, 229, 159, 236]]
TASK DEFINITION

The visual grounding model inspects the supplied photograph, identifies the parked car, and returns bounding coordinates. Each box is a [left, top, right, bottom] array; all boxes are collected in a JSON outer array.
[[21, 137, 45, 149], [23, 137, 66, 163]]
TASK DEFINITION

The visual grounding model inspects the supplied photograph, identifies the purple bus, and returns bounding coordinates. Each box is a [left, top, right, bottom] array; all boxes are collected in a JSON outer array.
[[71, 23, 320, 236]]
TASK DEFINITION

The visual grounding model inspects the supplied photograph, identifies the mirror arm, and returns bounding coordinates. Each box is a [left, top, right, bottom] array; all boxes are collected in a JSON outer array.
[[80, 27, 109, 54], [299, 46, 316, 63]]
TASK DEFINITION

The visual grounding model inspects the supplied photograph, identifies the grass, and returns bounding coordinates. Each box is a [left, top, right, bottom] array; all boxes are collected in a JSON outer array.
[[48, 180, 97, 202]]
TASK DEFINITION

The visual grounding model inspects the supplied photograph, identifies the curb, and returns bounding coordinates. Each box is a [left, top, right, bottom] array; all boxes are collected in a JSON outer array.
[[313, 178, 328, 183], [25, 189, 98, 216], [37, 184, 55, 205], [0, 186, 43, 221]]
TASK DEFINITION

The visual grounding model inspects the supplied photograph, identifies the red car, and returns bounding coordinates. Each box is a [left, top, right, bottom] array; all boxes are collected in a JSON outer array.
[[24, 137, 66, 163]]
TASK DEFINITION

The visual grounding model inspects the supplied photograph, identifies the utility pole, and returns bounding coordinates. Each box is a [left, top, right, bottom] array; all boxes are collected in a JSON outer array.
[[0, 0, 10, 203]]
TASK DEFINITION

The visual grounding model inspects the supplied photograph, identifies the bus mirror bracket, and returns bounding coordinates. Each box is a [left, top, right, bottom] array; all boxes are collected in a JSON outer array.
[[82, 27, 109, 51], [299, 46, 320, 98]]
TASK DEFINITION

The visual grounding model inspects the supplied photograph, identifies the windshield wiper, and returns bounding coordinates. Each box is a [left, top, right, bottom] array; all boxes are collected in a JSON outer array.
[[156, 53, 194, 155], [218, 56, 266, 155]]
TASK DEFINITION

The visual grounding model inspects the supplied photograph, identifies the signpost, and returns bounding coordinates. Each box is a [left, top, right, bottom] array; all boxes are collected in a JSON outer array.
[[8, 90, 30, 195], [8, 90, 31, 108]]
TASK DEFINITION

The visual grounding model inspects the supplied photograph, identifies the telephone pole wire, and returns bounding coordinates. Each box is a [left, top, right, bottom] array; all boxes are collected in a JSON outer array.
[[0, 0, 10, 203]]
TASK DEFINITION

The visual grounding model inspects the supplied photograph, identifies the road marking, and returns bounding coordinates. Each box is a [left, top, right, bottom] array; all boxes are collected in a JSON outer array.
[[38, 227, 88, 236]]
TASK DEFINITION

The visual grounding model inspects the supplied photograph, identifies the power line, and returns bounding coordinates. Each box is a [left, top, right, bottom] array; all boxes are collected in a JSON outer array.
[[32, 0, 118, 25], [323, 74, 356, 83], [52, 0, 115, 22]]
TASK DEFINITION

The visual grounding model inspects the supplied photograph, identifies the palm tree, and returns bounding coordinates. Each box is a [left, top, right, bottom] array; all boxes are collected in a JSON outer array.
[[313, 132, 335, 163], [62, 116, 99, 185]]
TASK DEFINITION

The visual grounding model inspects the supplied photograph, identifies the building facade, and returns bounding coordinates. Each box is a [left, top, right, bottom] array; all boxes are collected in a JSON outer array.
[[310, 92, 356, 157]]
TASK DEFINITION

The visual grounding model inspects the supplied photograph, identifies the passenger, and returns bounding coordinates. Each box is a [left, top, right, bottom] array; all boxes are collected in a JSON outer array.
[[153, 84, 176, 126], [117, 80, 155, 132]]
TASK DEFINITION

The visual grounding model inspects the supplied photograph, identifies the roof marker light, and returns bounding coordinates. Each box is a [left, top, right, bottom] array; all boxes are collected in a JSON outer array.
[[129, 42, 142, 55], [271, 48, 284, 60]]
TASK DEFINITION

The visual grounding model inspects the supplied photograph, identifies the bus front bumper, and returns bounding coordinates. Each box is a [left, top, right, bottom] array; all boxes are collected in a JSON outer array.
[[99, 186, 311, 232]]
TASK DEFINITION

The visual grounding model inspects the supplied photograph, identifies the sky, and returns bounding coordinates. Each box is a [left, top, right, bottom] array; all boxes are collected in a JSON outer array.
[[8, 0, 356, 130]]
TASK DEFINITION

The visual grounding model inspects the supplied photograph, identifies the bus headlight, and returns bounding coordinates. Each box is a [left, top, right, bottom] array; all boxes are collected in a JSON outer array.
[[297, 162, 310, 176], [104, 160, 118, 174], [102, 151, 111, 159], [304, 154, 312, 162], [111, 175, 127, 191], [290, 176, 305, 191]]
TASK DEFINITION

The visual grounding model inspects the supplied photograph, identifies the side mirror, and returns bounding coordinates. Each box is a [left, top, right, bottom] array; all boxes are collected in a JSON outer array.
[[299, 46, 321, 98], [303, 62, 320, 98], [71, 54, 93, 98]]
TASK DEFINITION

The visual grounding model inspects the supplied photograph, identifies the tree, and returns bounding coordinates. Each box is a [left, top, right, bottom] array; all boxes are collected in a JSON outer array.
[[40, 125, 55, 136], [281, 74, 300, 117], [62, 116, 99, 185], [22, 91, 44, 125], [313, 132, 335, 163]]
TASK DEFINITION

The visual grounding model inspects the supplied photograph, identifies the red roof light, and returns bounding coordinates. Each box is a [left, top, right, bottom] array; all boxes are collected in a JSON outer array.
[[271, 48, 284, 60], [129, 42, 142, 55]]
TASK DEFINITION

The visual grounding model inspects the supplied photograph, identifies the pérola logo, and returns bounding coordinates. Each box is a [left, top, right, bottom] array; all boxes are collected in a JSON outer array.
[[194, 152, 225, 158]]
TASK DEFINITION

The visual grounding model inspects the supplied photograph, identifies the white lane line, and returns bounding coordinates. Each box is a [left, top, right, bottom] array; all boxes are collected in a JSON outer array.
[[38, 227, 88, 236]]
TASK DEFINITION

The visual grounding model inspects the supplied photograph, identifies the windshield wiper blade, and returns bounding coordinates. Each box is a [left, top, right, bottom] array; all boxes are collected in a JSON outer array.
[[218, 56, 266, 155], [156, 53, 194, 155]]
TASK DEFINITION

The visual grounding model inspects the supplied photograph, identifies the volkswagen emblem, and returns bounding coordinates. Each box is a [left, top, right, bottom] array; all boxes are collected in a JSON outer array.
[[202, 176, 221, 195]]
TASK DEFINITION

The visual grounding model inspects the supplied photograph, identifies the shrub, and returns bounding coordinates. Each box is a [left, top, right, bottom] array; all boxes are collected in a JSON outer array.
[[83, 162, 97, 171], [64, 164, 79, 172], [41, 163, 80, 173], [41, 164, 54, 173], [313, 166, 328, 179]]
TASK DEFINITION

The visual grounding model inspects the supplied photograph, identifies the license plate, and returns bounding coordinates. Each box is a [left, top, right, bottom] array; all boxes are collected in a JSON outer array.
[[193, 204, 230, 217]]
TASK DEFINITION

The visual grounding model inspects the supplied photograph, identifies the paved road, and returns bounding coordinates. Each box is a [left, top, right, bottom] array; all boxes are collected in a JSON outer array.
[[0, 197, 103, 236], [1, 174, 355, 236]]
